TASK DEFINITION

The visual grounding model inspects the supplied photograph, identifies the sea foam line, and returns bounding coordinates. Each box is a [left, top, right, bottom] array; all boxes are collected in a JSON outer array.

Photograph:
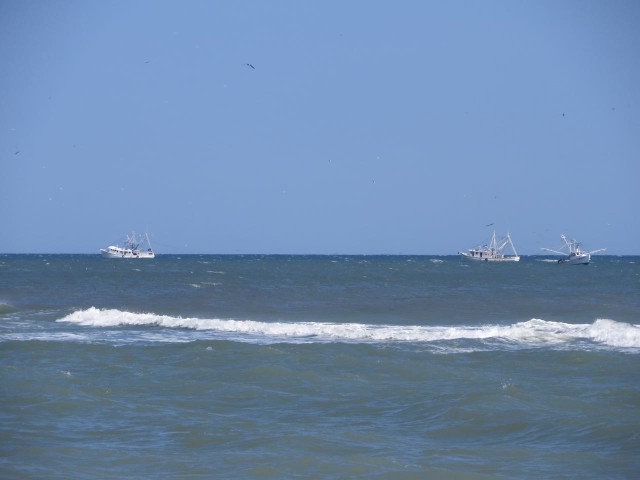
[[57, 308, 640, 349]]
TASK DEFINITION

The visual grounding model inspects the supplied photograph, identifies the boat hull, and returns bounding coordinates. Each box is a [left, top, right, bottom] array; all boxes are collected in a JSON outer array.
[[459, 252, 520, 262], [558, 253, 590, 265], [100, 247, 155, 259]]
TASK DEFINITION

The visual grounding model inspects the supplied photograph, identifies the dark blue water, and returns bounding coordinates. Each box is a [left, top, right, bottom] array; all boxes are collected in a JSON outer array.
[[1, 254, 639, 478]]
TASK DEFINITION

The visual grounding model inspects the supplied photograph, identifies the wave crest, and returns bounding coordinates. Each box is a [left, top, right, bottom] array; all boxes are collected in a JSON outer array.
[[57, 308, 640, 350], [0, 302, 14, 314], [589, 318, 640, 348]]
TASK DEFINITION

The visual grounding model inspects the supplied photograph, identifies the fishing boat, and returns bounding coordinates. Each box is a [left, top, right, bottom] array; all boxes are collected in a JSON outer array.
[[100, 232, 155, 259], [459, 231, 520, 262], [542, 234, 605, 265]]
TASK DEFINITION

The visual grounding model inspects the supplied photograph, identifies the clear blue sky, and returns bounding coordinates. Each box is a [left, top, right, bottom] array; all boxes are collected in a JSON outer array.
[[1, 1, 638, 254]]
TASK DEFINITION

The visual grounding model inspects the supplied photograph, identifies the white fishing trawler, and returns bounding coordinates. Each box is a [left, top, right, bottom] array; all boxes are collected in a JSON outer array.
[[459, 231, 520, 262], [542, 234, 605, 265], [100, 232, 155, 259]]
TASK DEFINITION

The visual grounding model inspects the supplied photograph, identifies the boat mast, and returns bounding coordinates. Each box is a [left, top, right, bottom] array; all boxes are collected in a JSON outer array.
[[490, 230, 497, 255], [507, 233, 518, 257]]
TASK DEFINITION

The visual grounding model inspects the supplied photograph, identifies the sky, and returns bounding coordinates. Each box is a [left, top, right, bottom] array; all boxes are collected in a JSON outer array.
[[1, 0, 639, 255]]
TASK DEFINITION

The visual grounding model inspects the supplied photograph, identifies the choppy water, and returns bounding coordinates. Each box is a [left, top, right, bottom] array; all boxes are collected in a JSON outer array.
[[1, 254, 639, 478]]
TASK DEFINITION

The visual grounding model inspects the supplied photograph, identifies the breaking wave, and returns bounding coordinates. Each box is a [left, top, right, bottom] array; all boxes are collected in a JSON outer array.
[[55, 308, 640, 351]]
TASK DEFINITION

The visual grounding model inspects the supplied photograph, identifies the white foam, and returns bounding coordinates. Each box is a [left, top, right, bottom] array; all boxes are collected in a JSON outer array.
[[57, 308, 640, 350], [588, 318, 640, 348]]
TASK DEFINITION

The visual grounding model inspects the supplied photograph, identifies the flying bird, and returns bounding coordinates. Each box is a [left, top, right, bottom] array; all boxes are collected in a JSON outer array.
[[245, 63, 255, 69]]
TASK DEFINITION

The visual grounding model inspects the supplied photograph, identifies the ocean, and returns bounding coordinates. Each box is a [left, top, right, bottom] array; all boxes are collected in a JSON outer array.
[[1, 254, 639, 479]]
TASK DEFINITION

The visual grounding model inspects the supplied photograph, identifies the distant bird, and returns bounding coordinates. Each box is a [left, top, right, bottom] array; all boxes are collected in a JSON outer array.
[[485, 223, 493, 227], [245, 63, 255, 69], [14, 150, 19, 155]]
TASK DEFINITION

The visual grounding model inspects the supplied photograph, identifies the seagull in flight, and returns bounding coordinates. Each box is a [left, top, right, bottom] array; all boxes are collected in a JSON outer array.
[[245, 63, 255, 69]]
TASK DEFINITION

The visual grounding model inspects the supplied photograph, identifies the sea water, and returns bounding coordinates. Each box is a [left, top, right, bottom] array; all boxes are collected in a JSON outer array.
[[1, 254, 639, 478]]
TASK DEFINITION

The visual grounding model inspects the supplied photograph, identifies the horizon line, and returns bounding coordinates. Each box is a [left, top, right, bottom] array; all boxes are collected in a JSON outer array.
[[0, 252, 633, 257]]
